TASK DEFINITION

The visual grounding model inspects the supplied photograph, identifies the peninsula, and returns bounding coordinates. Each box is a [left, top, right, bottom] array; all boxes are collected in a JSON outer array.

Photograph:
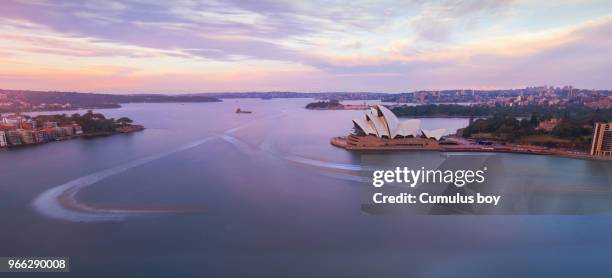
[[0, 110, 144, 148], [305, 100, 369, 110], [331, 105, 611, 161], [0, 89, 221, 113]]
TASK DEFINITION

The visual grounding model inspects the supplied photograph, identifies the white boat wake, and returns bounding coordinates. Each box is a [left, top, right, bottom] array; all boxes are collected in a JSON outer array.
[[32, 112, 363, 222], [31, 113, 285, 223], [31, 137, 216, 222], [219, 134, 367, 183], [258, 135, 364, 171]]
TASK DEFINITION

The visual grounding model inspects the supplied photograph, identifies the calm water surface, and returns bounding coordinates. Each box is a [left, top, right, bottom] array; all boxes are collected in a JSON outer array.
[[1, 99, 611, 277]]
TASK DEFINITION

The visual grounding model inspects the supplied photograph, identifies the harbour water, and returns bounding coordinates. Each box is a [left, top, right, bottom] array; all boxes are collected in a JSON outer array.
[[1, 99, 611, 277]]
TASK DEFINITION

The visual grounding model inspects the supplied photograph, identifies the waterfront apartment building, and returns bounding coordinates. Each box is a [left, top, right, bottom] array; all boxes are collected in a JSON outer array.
[[33, 130, 47, 143], [72, 124, 83, 135], [0, 121, 84, 147], [61, 126, 75, 137], [6, 130, 22, 145], [44, 121, 58, 128], [0, 130, 7, 147], [41, 128, 59, 140], [590, 123, 612, 156], [18, 129, 35, 144]]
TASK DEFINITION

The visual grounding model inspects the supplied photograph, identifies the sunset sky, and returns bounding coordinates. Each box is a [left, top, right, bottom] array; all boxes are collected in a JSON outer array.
[[1, 0, 611, 93]]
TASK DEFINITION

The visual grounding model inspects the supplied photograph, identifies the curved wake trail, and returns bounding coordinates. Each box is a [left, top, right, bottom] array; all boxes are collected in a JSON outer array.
[[221, 134, 367, 184], [219, 134, 368, 182], [31, 113, 289, 222], [281, 154, 363, 171], [32, 137, 216, 222], [218, 134, 253, 155], [219, 134, 366, 183], [258, 135, 364, 172]]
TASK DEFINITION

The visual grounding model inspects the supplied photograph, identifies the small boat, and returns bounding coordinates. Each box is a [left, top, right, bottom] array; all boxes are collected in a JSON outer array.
[[235, 108, 252, 114]]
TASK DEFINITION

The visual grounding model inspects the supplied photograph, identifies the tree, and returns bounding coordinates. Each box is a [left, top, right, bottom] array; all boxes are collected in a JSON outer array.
[[552, 120, 589, 139], [529, 112, 539, 126], [116, 117, 133, 126]]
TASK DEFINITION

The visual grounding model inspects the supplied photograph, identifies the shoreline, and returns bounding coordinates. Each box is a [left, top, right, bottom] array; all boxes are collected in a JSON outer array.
[[2, 104, 122, 114], [396, 115, 487, 118], [330, 136, 611, 162], [1, 125, 145, 150], [305, 105, 370, 110], [306, 107, 369, 110], [2, 100, 223, 114]]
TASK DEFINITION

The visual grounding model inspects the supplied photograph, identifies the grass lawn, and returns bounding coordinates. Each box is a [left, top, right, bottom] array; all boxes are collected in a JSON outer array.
[[519, 135, 571, 144]]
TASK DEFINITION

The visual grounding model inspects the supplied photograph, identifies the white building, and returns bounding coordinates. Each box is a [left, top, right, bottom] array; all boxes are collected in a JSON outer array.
[[352, 105, 446, 140], [1, 116, 19, 125], [0, 130, 7, 147]]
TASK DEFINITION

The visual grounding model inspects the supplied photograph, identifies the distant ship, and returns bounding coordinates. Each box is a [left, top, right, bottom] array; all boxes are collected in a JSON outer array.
[[235, 108, 252, 114]]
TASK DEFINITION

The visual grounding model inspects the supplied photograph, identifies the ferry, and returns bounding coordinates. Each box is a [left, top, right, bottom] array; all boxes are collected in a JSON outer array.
[[235, 108, 252, 114]]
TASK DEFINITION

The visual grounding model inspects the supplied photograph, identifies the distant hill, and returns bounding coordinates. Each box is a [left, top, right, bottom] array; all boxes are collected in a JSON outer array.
[[191, 92, 387, 100], [0, 90, 221, 113]]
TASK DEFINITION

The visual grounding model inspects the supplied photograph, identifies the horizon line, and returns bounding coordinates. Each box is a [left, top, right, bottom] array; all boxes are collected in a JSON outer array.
[[0, 86, 608, 96]]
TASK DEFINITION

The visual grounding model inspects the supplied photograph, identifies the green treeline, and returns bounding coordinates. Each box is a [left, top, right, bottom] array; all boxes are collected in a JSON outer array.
[[461, 113, 602, 149], [32, 111, 134, 133], [462, 115, 590, 140], [305, 100, 342, 109], [391, 104, 611, 149], [391, 104, 612, 122]]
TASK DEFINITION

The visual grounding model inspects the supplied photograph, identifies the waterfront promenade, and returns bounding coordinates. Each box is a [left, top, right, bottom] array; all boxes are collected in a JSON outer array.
[[331, 136, 612, 161]]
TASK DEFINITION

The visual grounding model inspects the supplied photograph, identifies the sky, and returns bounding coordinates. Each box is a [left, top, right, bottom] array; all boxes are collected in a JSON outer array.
[[0, 0, 611, 93]]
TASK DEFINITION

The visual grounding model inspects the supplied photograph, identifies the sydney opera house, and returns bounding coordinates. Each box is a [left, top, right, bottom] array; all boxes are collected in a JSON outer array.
[[332, 105, 446, 150]]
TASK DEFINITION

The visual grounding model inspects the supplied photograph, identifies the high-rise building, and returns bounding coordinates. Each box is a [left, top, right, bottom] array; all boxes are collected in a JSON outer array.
[[590, 123, 612, 156]]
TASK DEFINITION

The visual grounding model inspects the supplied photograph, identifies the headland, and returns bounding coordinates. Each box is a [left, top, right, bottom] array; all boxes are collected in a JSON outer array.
[[331, 104, 611, 161]]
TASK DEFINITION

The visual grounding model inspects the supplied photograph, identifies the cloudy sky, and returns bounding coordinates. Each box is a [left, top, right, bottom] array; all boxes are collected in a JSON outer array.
[[0, 0, 611, 93]]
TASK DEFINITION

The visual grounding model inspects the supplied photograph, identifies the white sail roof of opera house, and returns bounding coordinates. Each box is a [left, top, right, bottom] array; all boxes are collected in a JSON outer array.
[[421, 128, 446, 141], [352, 105, 446, 140]]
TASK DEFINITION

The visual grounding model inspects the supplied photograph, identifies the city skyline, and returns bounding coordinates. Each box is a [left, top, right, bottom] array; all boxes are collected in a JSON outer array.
[[1, 0, 611, 93]]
